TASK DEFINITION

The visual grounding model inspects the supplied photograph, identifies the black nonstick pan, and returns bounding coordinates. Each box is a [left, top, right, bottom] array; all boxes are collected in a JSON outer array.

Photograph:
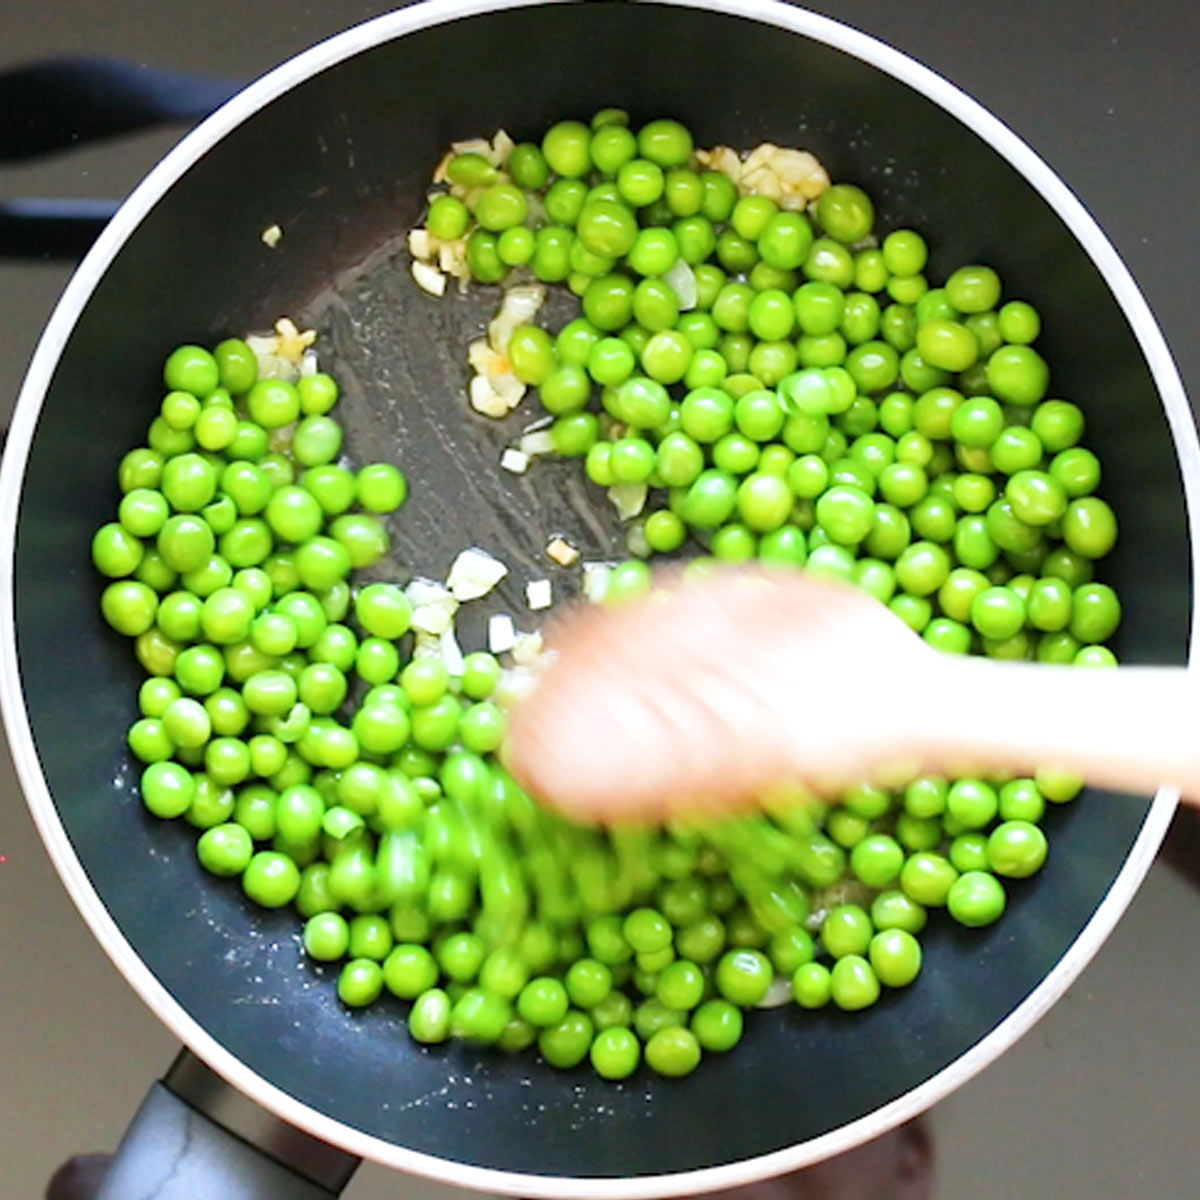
[[1, 2, 1195, 1197]]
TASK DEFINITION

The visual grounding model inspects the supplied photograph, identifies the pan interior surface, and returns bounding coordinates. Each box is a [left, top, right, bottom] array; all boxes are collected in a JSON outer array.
[[8, 0, 1191, 1185]]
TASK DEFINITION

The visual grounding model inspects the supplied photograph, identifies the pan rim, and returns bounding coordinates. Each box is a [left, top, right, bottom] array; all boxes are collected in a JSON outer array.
[[0, 0, 1194, 1194]]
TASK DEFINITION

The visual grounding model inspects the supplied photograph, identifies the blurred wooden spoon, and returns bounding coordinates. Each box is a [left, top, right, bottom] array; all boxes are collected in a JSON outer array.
[[505, 570, 1200, 822]]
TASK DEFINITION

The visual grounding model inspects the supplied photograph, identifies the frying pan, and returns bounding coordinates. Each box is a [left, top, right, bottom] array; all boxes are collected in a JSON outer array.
[[1, 1, 1195, 1196]]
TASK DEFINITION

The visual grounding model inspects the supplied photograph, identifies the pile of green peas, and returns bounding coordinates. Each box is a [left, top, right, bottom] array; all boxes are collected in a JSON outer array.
[[91, 109, 1117, 1083]]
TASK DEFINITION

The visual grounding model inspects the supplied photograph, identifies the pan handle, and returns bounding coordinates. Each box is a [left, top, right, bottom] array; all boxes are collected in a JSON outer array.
[[0, 57, 239, 260], [95, 1050, 359, 1198]]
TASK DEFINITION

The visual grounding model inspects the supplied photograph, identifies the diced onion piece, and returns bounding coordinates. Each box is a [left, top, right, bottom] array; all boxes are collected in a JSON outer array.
[[501, 448, 530, 474], [245, 334, 291, 381], [625, 520, 651, 560], [663, 258, 698, 311], [488, 613, 517, 654], [412, 630, 442, 659], [607, 482, 648, 521], [492, 373, 525, 406], [743, 142, 777, 173], [412, 601, 457, 636], [439, 626, 465, 676], [468, 339, 496, 374], [412, 260, 447, 296], [582, 562, 613, 604], [450, 136, 497, 162], [756, 975, 795, 1009], [268, 422, 297, 453], [470, 375, 509, 418], [487, 285, 547, 354], [741, 165, 783, 201], [438, 240, 469, 280], [519, 430, 556, 457], [273, 318, 315, 359], [512, 631, 545, 666], [406, 577, 453, 607], [408, 228, 435, 260], [503, 284, 547, 324], [696, 145, 742, 183], [298, 350, 319, 377], [546, 536, 580, 567], [526, 579, 553, 610], [447, 548, 508, 601], [492, 128, 515, 164], [261, 224, 282, 248]]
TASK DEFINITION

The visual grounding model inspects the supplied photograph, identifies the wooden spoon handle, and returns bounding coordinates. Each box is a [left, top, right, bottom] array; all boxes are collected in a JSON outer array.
[[922, 658, 1200, 807]]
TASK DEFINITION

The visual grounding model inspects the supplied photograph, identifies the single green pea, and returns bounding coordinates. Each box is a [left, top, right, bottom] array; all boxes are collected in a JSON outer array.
[[997, 300, 1041, 344], [946, 870, 1007, 927], [987, 344, 1050, 406], [1062, 497, 1118, 559], [869, 929, 923, 988], [815, 183, 874, 243], [830, 955, 881, 1011]]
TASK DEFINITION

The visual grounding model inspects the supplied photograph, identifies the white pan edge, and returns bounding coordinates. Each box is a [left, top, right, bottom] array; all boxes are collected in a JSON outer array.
[[0, 0, 1194, 1195]]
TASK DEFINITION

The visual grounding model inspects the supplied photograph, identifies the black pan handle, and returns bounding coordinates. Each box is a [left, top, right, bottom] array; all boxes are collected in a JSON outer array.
[[1, 57, 239, 260], [94, 1051, 359, 1199], [0, 198, 118, 259], [0, 57, 238, 162]]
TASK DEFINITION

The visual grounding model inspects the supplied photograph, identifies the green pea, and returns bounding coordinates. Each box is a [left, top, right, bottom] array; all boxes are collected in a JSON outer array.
[[946, 871, 1007, 927], [987, 344, 1050, 406], [882, 229, 928, 276], [426, 194, 469, 240], [816, 184, 874, 243], [830, 955, 881, 1011]]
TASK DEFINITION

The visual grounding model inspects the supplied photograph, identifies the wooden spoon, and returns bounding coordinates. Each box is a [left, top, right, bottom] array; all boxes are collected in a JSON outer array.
[[505, 570, 1199, 822]]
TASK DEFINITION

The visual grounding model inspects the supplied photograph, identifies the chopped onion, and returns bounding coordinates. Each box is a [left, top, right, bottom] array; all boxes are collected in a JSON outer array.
[[412, 601, 457, 636], [298, 350, 319, 378], [470, 375, 509, 418], [447, 548, 509, 600], [582, 562, 613, 604], [438, 240, 469, 279], [268, 421, 297, 452], [491, 128, 515, 164], [488, 613, 517, 654], [487, 285, 546, 353], [450, 136, 496, 162], [512, 631, 545, 666], [607, 482, 648, 521], [526, 579, 552, 610], [411, 260, 446, 296], [519, 429, 556, 457], [439, 626, 465, 676], [756, 975, 795, 1009], [467, 339, 495, 374], [408, 228, 434, 260], [406, 577, 452, 607], [546, 536, 580, 566], [625, 520, 651, 560], [501, 448, 530, 474], [261, 224, 282, 248], [492, 373, 526, 406], [663, 258, 698, 310], [412, 630, 442, 659]]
